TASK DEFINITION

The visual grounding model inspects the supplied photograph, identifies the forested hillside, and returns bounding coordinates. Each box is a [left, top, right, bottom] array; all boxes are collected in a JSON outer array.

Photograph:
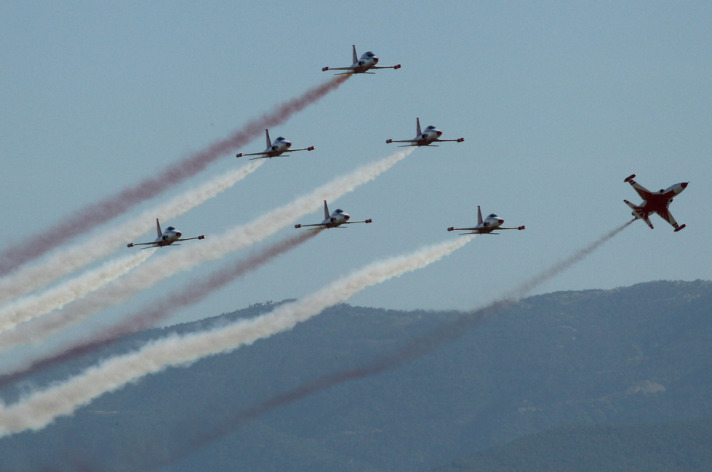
[[0, 280, 710, 471], [431, 418, 712, 472]]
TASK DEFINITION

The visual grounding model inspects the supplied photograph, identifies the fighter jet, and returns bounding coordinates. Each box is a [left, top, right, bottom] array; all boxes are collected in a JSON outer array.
[[386, 118, 464, 147], [447, 206, 525, 235], [235, 129, 315, 160], [624, 173, 688, 231], [295, 200, 372, 229], [127, 219, 205, 248], [322, 45, 401, 74]]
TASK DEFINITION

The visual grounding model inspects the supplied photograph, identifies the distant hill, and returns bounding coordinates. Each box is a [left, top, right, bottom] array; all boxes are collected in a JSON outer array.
[[431, 418, 712, 472], [0, 280, 710, 471]]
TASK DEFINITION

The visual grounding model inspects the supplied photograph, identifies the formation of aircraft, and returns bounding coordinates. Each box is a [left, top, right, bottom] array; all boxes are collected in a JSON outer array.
[[127, 219, 205, 248], [624, 174, 688, 231], [236, 129, 315, 160], [322, 45, 401, 74], [386, 118, 464, 147], [294, 200, 372, 229], [121, 47, 688, 252], [447, 206, 525, 235]]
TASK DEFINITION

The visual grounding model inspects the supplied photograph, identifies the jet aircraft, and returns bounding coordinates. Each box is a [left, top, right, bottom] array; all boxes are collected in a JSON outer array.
[[623, 173, 688, 231], [447, 206, 525, 235], [295, 200, 372, 229], [322, 45, 401, 74], [127, 219, 205, 248], [236, 129, 315, 160], [386, 118, 464, 147]]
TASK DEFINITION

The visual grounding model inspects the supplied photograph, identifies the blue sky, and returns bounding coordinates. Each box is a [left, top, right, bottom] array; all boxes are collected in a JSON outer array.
[[1, 1, 711, 328]]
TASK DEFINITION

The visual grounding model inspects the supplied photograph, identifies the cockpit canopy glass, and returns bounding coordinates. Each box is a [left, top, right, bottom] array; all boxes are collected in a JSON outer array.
[[167, 226, 175, 231], [363, 51, 375, 57], [488, 214, 497, 218]]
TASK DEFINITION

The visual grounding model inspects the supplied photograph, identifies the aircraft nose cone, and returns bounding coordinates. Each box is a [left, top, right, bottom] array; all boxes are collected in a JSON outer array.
[[498, 219, 504, 224], [286, 141, 292, 148], [176, 232, 182, 238], [373, 57, 379, 64], [681, 182, 688, 188], [344, 214, 351, 220], [437, 130, 443, 136]]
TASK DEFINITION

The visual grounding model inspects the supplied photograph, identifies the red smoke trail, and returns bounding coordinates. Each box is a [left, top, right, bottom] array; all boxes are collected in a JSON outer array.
[[138, 220, 634, 471], [0, 76, 349, 277], [256, 221, 637, 399], [0, 230, 320, 386]]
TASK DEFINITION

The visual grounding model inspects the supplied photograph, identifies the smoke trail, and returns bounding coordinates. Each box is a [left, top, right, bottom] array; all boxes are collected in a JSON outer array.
[[0, 231, 320, 381], [0, 250, 154, 335], [0, 236, 470, 437], [0, 75, 349, 277], [0, 148, 412, 352], [0, 160, 263, 306], [133, 220, 637, 471], [248, 221, 637, 396], [505, 219, 635, 300], [188, 221, 638, 441]]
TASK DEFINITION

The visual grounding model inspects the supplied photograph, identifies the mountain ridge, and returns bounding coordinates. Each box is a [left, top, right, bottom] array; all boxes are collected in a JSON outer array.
[[0, 279, 710, 471]]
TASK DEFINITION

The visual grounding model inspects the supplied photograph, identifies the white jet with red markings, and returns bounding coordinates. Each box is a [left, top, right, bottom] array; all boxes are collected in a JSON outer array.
[[322, 45, 401, 74], [235, 129, 315, 160], [623, 173, 688, 231], [386, 118, 464, 147], [127, 219, 205, 248], [295, 200, 372, 229], [447, 206, 525, 235]]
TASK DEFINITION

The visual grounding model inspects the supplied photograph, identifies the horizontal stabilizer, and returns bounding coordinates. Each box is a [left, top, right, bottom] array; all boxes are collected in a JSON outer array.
[[624, 200, 653, 229]]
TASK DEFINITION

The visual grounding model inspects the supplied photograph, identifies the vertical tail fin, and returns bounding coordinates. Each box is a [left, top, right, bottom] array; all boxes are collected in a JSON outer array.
[[265, 129, 271, 148], [416, 117, 422, 136], [323, 200, 330, 219], [155, 218, 162, 238], [352, 45, 358, 63], [477, 206, 483, 225]]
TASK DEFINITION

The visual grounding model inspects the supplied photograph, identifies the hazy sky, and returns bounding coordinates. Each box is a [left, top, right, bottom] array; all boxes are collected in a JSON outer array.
[[1, 1, 710, 331]]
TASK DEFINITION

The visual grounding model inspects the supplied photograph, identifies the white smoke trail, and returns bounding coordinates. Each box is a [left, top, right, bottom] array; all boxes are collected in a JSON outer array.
[[0, 250, 154, 335], [0, 161, 263, 306], [0, 232, 319, 379], [0, 235, 469, 437], [0, 149, 413, 351], [0, 76, 349, 278]]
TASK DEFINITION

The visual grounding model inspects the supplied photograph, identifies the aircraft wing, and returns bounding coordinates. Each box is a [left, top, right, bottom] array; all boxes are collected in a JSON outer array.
[[235, 151, 269, 159], [655, 207, 680, 229], [287, 146, 316, 153], [386, 139, 416, 144], [625, 176, 654, 201], [386, 139, 423, 147], [322, 66, 356, 72], [447, 227, 483, 234], [294, 223, 328, 229], [343, 219, 373, 225], [175, 235, 206, 242], [435, 138, 465, 143], [126, 241, 159, 248], [446, 226, 524, 234]]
